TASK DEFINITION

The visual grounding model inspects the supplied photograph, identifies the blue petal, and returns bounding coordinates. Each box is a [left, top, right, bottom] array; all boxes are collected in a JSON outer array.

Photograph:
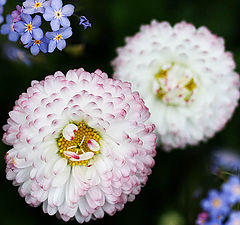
[[21, 31, 32, 44], [45, 31, 57, 39], [6, 14, 13, 24], [30, 45, 40, 55], [8, 31, 19, 42], [32, 15, 41, 27], [0, 0, 6, 5], [32, 28, 43, 40], [61, 27, 72, 39], [57, 39, 66, 50], [23, 0, 34, 8], [43, 0, 51, 8], [0, 15, 3, 24], [23, 7, 35, 15], [60, 17, 70, 27], [1, 23, 10, 34], [61, 4, 74, 17], [43, 6, 54, 21], [50, 18, 60, 31], [21, 13, 32, 24], [40, 42, 48, 53], [51, 0, 62, 10], [48, 40, 57, 53], [13, 21, 25, 34]]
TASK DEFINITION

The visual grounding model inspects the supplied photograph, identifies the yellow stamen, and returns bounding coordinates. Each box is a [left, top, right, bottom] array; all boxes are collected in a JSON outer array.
[[212, 198, 221, 208], [56, 34, 62, 41], [34, 40, 41, 45], [34, 2, 42, 8], [27, 24, 33, 31], [185, 78, 197, 91]]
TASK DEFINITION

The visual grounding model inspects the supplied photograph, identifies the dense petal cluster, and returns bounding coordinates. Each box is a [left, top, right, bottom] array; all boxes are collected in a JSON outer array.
[[3, 68, 156, 223], [112, 20, 240, 150], [197, 176, 240, 225]]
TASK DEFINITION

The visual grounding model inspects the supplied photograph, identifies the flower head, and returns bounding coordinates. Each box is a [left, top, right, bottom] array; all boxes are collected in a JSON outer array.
[[201, 190, 229, 217], [212, 149, 240, 173], [11, 5, 23, 23], [3, 68, 156, 223], [46, 27, 72, 52], [43, 0, 74, 31], [222, 176, 240, 205], [226, 211, 240, 225], [79, 16, 91, 30], [24, 36, 49, 55], [0, 14, 20, 42], [2, 43, 31, 65], [112, 21, 240, 150], [14, 13, 43, 44], [23, 0, 50, 14], [0, 0, 6, 6]]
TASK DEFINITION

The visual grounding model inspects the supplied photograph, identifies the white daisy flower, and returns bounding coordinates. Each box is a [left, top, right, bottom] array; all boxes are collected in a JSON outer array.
[[3, 68, 156, 222], [112, 21, 240, 150]]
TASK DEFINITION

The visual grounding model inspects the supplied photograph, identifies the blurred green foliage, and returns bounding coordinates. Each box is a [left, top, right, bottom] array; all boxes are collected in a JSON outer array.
[[1, 0, 240, 225]]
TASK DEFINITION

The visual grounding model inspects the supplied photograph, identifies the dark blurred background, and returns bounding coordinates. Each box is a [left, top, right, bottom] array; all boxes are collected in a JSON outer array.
[[1, 0, 240, 224]]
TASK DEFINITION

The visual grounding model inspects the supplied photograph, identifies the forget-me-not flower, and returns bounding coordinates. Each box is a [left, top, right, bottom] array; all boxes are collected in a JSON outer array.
[[79, 16, 91, 29], [201, 190, 229, 218], [3, 44, 31, 65], [45, 27, 72, 52], [1, 14, 20, 42], [14, 13, 43, 44], [222, 176, 240, 205], [23, 0, 50, 14], [43, 0, 74, 31], [226, 211, 240, 225], [25, 37, 49, 55]]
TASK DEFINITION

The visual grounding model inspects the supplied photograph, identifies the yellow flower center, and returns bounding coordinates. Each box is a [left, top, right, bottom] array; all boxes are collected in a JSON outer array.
[[153, 63, 198, 106], [34, 40, 41, 45], [26, 24, 33, 31], [233, 185, 240, 194], [34, 2, 42, 8], [212, 198, 221, 208], [55, 34, 62, 41], [11, 23, 15, 32], [57, 121, 101, 167], [55, 11, 62, 18]]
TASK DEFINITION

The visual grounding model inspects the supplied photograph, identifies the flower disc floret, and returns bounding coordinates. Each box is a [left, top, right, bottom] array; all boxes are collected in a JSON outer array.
[[3, 68, 156, 223], [112, 20, 240, 150]]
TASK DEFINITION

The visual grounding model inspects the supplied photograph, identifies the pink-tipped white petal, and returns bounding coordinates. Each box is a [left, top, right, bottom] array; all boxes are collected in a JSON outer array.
[[62, 124, 78, 141], [87, 139, 100, 152]]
